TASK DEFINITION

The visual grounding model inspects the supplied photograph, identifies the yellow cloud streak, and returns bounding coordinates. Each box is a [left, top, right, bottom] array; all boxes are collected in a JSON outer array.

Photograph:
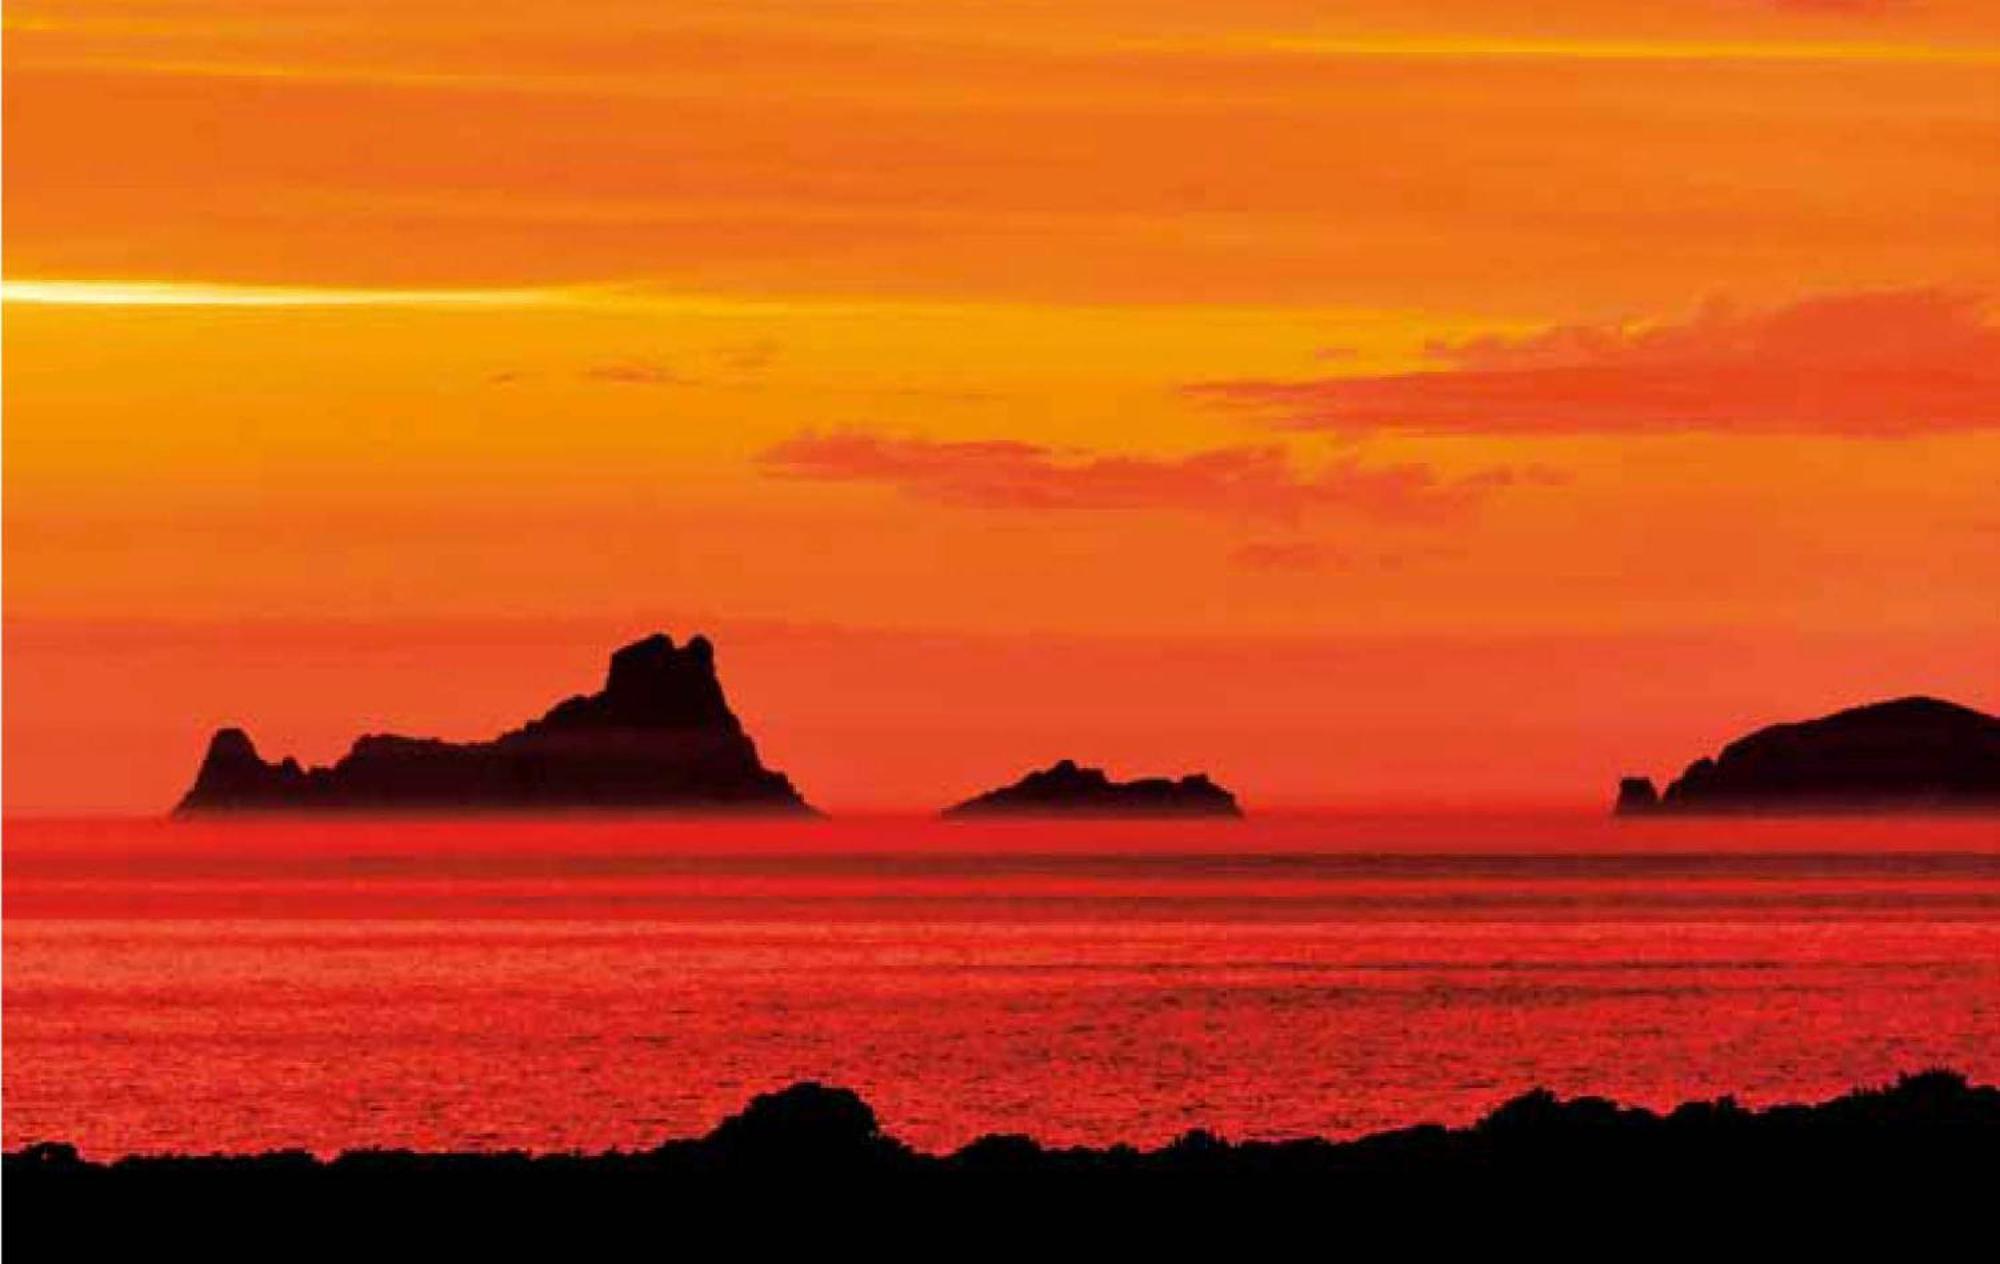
[[1233, 34, 2000, 66], [1, 279, 568, 309], [20, 31, 1999, 106]]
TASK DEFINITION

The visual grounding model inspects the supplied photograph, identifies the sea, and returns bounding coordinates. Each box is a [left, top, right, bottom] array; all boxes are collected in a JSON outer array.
[[6, 812, 1998, 1156]]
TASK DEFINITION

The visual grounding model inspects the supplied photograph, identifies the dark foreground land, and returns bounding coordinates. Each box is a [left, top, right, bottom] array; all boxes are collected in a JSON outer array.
[[9, 1071, 2000, 1242]]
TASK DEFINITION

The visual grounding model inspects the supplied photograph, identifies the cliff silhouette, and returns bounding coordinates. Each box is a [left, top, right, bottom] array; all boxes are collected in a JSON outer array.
[[9, 1072, 1995, 1235], [944, 759, 1242, 818], [176, 634, 812, 814], [1617, 696, 2000, 815]]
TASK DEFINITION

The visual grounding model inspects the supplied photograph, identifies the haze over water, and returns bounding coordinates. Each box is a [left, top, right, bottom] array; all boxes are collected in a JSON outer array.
[[7, 813, 1998, 1156]]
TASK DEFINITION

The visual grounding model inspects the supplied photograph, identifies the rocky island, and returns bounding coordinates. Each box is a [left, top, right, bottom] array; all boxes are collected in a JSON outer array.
[[176, 633, 812, 814], [944, 759, 1241, 818], [1617, 696, 2000, 815]]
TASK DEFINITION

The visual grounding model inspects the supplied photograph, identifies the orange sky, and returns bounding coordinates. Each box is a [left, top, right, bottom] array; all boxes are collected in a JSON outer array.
[[6, 1, 1998, 813]]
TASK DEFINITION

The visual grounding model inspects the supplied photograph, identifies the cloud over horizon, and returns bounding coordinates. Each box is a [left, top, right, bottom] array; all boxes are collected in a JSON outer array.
[[759, 431, 1558, 524], [1189, 289, 2000, 437], [1766, 0, 1904, 12], [582, 359, 699, 387]]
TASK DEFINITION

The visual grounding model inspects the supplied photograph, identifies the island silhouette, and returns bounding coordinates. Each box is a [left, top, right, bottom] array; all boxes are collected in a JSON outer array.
[[176, 633, 812, 814], [944, 759, 1242, 818], [1617, 696, 2000, 815], [172, 632, 1995, 817]]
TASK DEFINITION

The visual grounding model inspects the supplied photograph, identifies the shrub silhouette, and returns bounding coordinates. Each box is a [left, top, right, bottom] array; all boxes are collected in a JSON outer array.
[[8, 1070, 1997, 1239]]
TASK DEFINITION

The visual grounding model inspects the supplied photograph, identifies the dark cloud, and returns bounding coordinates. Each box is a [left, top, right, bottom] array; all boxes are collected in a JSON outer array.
[[583, 360, 700, 387], [1232, 540, 1346, 571], [1189, 290, 2000, 437], [759, 431, 1557, 523]]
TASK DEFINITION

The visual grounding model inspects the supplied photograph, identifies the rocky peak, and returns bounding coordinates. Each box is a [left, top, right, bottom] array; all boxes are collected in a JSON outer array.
[[175, 633, 810, 814]]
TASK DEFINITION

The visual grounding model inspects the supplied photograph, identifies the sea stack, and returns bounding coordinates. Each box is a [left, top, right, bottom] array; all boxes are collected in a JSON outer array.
[[1615, 696, 2000, 815], [1615, 777, 1661, 815], [945, 759, 1242, 818], [176, 633, 812, 814]]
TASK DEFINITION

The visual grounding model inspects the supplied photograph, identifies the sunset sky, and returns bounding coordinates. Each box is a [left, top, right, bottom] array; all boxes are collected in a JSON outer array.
[[6, 0, 1997, 813]]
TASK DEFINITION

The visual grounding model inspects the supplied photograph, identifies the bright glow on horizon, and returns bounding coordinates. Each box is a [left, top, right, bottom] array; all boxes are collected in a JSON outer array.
[[1, 279, 569, 309]]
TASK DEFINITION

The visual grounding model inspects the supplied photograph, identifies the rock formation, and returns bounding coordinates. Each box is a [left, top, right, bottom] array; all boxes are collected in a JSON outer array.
[[1615, 776, 1662, 814], [176, 633, 812, 814]]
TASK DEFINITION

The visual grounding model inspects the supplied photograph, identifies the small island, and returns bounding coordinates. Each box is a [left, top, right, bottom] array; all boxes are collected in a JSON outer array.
[[944, 759, 1242, 818], [176, 633, 812, 814], [1617, 696, 2000, 815]]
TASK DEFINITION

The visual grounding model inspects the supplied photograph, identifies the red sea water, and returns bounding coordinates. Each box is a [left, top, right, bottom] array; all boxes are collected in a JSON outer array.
[[5, 813, 1998, 1156]]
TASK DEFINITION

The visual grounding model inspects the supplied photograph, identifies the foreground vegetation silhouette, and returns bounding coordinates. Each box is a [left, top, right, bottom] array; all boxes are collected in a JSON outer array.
[[11, 1070, 1996, 1229]]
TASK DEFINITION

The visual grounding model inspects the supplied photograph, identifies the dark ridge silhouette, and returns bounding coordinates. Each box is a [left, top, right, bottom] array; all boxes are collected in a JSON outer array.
[[176, 634, 812, 815], [8, 1072, 1996, 1233], [1616, 696, 2000, 815], [943, 759, 1242, 818]]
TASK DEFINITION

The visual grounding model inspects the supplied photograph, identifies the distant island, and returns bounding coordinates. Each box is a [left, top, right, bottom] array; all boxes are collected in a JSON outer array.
[[944, 759, 1241, 818], [176, 633, 812, 814], [1617, 696, 2000, 815]]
